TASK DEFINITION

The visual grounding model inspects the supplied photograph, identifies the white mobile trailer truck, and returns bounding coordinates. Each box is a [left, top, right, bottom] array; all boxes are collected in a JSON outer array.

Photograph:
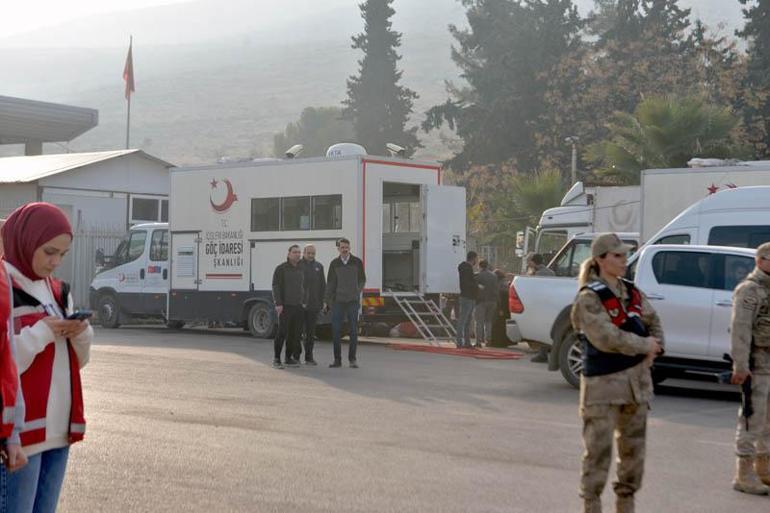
[[533, 182, 641, 256], [90, 155, 466, 337], [641, 160, 770, 243]]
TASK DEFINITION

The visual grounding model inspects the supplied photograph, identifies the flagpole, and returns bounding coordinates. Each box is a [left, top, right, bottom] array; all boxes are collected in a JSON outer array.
[[126, 92, 131, 150], [125, 35, 133, 150]]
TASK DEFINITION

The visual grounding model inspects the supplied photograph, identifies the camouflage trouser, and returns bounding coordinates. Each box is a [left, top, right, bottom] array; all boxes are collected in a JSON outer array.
[[735, 373, 770, 457], [580, 403, 648, 499]]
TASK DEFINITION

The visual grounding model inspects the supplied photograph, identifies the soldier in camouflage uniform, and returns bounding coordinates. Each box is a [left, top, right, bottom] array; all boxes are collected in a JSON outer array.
[[571, 234, 664, 513], [730, 241, 770, 495]]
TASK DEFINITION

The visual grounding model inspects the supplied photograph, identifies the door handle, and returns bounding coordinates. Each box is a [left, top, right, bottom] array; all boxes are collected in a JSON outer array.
[[646, 293, 665, 300], [140, 269, 145, 280], [715, 300, 733, 307]]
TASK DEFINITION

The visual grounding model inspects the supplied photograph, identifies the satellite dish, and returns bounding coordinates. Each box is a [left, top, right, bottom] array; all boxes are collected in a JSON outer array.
[[326, 143, 367, 158]]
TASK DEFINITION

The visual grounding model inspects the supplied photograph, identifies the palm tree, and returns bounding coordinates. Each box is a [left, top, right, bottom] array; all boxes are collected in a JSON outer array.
[[585, 96, 740, 184], [480, 168, 565, 247]]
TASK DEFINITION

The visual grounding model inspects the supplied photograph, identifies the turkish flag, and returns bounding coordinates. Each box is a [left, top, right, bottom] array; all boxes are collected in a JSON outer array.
[[123, 40, 135, 100]]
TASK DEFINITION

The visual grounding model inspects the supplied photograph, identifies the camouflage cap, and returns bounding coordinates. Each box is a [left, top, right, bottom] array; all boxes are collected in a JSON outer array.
[[757, 242, 770, 260], [591, 233, 633, 258]]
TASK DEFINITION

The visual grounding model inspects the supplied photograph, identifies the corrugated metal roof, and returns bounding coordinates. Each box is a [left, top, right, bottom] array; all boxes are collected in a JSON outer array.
[[0, 150, 174, 183], [0, 95, 98, 144]]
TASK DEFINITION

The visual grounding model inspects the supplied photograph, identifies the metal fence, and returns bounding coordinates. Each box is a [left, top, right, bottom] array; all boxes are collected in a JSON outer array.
[[69, 226, 125, 308]]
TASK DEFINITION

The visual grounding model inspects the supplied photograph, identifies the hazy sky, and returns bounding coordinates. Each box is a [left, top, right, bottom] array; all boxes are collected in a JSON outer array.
[[2, 0, 191, 37]]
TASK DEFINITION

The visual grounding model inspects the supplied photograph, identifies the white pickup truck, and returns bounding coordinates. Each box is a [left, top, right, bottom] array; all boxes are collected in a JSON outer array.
[[509, 244, 756, 387], [508, 186, 770, 387]]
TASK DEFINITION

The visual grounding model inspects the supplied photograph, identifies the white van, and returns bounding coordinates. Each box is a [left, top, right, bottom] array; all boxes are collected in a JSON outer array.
[[645, 186, 770, 247]]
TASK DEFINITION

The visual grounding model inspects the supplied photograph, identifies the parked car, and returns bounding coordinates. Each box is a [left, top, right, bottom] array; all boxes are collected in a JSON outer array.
[[510, 244, 756, 387]]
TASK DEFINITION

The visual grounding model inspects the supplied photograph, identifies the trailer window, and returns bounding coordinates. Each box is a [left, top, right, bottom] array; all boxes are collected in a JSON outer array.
[[391, 202, 420, 233], [382, 203, 392, 233], [251, 198, 280, 231], [281, 196, 311, 230], [312, 195, 342, 230]]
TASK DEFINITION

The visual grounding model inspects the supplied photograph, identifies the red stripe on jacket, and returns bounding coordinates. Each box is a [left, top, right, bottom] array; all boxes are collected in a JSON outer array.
[[12, 277, 86, 446]]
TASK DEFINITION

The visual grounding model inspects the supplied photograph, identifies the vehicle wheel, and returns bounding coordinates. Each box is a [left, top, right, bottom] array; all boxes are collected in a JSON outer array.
[[247, 302, 275, 339], [166, 320, 185, 330], [98, 294, 121, 329], [559, 330, 582, 389]]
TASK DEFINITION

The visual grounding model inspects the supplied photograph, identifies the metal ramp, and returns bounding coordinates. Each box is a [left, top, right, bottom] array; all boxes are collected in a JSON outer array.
[[390, 292, 456, 345]]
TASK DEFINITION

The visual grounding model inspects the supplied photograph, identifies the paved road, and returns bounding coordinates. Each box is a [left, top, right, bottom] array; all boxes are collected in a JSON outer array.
[[57, 327, 766, 512]]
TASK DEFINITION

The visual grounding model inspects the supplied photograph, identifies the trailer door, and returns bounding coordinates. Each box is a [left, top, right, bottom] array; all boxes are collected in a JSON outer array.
[[170, 232, 200, 290], [420, 184, 466, 294]]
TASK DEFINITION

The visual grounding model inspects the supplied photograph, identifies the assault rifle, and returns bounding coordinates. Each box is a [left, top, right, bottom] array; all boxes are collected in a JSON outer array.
[[720, 353, 753, 430]]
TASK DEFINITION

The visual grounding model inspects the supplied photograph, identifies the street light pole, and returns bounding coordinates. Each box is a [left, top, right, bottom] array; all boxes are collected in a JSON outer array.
[[565, 136, 579, 185]]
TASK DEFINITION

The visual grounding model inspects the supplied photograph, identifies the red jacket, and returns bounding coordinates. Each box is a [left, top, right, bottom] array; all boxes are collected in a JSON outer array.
[[12, 278, 85, 445], [0, 263, 19, 440]]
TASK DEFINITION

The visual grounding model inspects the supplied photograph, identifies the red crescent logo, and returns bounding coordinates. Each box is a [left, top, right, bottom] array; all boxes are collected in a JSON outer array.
[[210, 178, 238, 213]]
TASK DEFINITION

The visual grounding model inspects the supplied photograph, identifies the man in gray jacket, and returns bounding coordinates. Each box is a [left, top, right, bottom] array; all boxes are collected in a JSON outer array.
[[272, 245, 307, 368], [325, 238, 366, 368], [474, 259, 498, 347]]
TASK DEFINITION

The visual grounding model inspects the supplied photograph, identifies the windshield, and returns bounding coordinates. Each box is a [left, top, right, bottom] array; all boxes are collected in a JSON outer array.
[[537, 230, 568, 262]]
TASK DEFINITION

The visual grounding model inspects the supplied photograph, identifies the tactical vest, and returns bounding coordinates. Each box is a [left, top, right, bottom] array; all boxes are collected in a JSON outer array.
[[12, 278, 86, 446], [580, 279, 648, 377]]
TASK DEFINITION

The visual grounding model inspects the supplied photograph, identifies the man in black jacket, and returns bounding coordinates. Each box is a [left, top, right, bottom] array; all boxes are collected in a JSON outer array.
[[456, 251, 478, 348], [298, 244, 325, 366], [272, 244, 307, 369], [325, 238, 366, 368]]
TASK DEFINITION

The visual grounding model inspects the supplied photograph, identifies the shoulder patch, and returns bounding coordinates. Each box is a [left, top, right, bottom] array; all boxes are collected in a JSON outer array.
[[741, 295, 759, 310]]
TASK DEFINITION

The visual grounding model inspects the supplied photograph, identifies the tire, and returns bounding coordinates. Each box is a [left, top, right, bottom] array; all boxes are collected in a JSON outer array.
[[98, 294, 121, 329], [558, 330, 582, 389], [247, 302, 276, 339], [166, 320, 185, 330]]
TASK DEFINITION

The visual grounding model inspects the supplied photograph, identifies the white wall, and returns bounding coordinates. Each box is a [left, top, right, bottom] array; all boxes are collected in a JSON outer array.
[[42, 189, 128, 230], [39, 153, 170, 195], [0, 183, 36, 216]]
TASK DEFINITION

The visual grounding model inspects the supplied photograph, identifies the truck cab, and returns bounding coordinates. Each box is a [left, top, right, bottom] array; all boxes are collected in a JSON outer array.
[[89, 222, 171, 328], [547, 232, 639, 277]]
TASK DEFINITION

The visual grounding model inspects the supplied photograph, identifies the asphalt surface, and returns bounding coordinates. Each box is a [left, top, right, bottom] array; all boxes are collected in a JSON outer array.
[[56, 327, 768, 512]]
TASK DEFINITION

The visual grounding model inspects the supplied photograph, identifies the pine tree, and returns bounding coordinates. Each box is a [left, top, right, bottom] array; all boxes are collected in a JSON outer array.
[[342, 0, 419, 157], [423, 0, 582, 171], [738, 0, 770, 158]]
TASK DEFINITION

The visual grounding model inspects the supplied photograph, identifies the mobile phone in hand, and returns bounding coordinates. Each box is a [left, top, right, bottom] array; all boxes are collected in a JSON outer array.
[[66, 310, 93, 321]]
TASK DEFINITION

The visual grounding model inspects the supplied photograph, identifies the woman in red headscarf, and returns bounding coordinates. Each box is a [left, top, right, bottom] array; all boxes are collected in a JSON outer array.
[[2, 203, 93, 513]]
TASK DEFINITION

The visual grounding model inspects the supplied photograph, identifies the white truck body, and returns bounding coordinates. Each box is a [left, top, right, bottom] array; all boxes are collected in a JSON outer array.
[[534, 182, 640, 256], [641, 161, 770, 242], [89, 155, 466, 336]]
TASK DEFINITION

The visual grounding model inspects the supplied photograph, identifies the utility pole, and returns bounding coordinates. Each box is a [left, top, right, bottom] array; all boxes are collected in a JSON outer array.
[[565, 136, 579, 185]]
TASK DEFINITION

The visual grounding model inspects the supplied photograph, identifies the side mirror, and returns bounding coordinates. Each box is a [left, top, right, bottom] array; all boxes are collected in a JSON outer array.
[[95, 249, 105, 266]]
